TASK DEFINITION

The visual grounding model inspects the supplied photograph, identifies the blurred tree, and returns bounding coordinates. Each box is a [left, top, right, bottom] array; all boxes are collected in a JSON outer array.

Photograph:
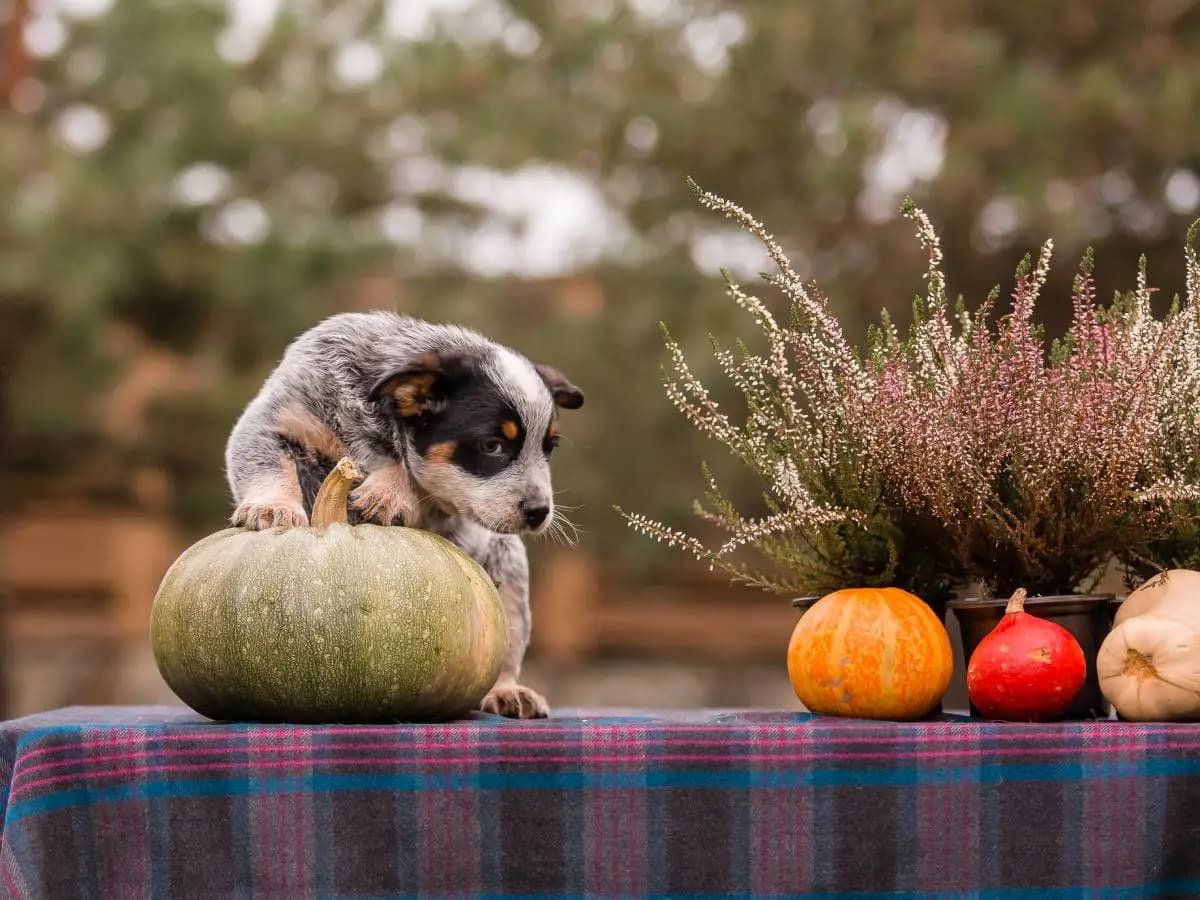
[[2, 0, 1200, 580]]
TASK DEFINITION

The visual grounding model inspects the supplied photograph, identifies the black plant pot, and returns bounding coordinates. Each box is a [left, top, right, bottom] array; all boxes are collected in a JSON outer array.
[[948, 594, 1119, 720], [791, 595, 822, 615]]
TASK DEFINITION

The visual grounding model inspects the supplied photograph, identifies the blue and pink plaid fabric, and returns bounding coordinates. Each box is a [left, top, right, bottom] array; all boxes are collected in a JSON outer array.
[[1, 705, 1199, 898]]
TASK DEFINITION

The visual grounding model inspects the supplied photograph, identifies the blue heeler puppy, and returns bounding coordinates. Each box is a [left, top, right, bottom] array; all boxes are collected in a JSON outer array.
[[224, 312, 583, 718]]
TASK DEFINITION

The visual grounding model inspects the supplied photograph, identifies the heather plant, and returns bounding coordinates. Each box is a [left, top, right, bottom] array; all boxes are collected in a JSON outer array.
[[860, 205, 1184, 596], [1126, 221, 1200, 578], [620, 182, 960, 599], [624, 183, 1200, 600]]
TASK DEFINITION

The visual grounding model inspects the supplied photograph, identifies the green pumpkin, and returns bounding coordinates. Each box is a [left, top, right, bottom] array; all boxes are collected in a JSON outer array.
[[150, 458, 508, 723]]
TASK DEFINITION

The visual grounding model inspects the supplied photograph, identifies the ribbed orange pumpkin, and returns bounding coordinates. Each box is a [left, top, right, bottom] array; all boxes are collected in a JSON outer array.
[[787, 587, 953, 720]]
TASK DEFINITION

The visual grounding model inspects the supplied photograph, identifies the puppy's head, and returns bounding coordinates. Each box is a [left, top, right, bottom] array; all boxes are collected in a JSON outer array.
[[370, 348, 582, 534]]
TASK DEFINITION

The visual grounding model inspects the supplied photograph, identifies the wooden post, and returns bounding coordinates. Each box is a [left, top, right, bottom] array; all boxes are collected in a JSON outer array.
[[0, 0, 33, 714], [532, 550, 600, 665], [2, 0, 30, 110], [0, 0, 21, 705]]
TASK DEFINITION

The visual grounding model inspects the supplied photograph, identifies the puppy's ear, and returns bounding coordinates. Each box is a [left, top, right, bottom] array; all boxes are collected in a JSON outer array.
[[535, 363, 584, 409], [370, 352, 473, 418]]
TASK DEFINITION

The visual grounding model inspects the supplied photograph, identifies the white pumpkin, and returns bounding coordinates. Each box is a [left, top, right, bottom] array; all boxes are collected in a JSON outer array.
[[1098, 616, 1200, 721], [1099, 569, 1200, 721], [1115, 569, 1200, 625]]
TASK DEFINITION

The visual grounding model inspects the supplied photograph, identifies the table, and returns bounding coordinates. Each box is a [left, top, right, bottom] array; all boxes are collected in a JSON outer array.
[[2, 707, 1199, 898]]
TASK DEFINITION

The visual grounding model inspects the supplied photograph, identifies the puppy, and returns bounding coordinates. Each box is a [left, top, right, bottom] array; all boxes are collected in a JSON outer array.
[[224, 311, 583, 718]]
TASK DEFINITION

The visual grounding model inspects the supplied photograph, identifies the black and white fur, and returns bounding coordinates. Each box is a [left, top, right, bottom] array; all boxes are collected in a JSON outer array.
[[224, 312, 583, 718]]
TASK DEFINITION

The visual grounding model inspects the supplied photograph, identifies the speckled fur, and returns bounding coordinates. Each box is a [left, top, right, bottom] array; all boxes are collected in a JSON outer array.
[[224, 311, 582, 718]]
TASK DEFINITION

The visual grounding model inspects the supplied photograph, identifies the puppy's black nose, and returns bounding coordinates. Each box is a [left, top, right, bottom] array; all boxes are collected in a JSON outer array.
[[524, 506, 550, 529]]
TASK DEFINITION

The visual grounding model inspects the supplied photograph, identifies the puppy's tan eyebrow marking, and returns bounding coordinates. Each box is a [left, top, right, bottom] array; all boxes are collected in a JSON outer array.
[[426, 441, 457, 464], [501, 420, 520, 441], [276, 405, 348, 460], [546, 420, 559, 439]]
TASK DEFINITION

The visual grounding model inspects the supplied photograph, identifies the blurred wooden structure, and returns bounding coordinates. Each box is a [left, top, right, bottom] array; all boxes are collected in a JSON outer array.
[[0, 509, 183, 715], [533, 550, 800, 666]]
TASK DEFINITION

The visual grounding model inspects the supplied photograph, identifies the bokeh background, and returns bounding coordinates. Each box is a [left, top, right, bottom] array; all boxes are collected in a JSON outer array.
[[3, 0, 1200, 716]]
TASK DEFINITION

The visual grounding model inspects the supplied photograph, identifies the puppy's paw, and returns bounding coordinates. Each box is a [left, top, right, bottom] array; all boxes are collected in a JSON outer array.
[[349, 468, 418, 526], [481, 681, 549, 719], [232, 500, 308, 530]]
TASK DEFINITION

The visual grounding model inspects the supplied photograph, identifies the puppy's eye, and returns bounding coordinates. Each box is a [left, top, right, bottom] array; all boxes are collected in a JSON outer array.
[[480, 438, 504, 456], [543, 434, 561, 456]]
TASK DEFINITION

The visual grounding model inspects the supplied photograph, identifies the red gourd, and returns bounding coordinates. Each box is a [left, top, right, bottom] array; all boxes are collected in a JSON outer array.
[[966, 588, 1086, 722]]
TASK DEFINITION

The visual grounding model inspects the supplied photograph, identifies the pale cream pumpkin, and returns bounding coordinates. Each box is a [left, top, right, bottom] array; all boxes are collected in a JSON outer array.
[[1098, 616, 1200, 721], [1098, 569, 1200, 721], [1114, 568, 1200, 625]]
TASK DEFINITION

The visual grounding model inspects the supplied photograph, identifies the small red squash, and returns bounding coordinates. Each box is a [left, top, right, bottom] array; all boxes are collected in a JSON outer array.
[[966, 588, 1086, 722], [787, 587, 953, 720]]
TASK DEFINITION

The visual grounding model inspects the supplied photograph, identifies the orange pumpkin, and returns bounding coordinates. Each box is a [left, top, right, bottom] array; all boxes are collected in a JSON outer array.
[[787, 587, 952, 720]]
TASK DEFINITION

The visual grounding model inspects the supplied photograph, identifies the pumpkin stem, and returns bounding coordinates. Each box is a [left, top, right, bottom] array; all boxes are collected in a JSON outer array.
[[311, 457, 361, 527], [1005, 588, 1028, 615]]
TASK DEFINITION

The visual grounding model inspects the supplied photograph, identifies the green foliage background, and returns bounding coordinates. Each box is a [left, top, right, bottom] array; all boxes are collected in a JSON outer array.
[[4, 0, 1200, 581]]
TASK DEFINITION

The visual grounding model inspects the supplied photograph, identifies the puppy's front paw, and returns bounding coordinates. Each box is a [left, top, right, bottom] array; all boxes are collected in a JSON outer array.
[[350, 470, 417, 526], [481, 681, 549, 719], [232, 500, 308, 530]]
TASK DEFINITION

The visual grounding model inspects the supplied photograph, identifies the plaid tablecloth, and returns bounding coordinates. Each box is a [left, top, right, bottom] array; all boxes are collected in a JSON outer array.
[[2, 706, 1199, 898]]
